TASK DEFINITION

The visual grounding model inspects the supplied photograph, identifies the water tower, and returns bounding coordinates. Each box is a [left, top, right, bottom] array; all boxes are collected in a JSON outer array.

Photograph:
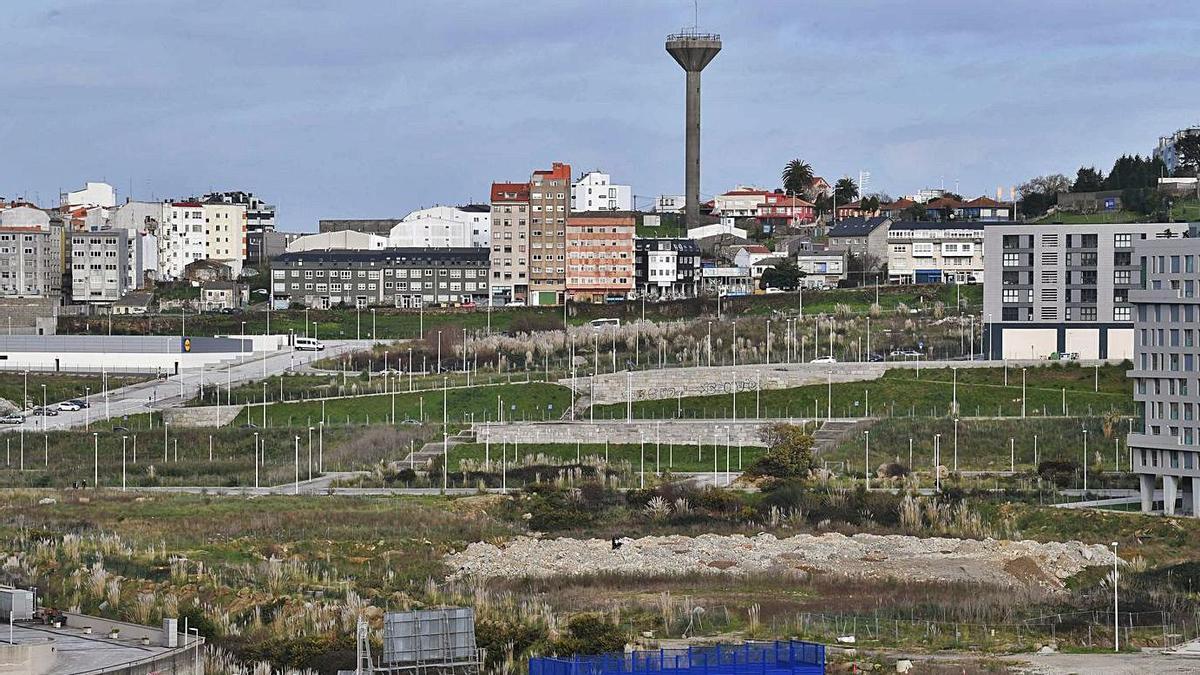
[[666, 29, 721, 227]]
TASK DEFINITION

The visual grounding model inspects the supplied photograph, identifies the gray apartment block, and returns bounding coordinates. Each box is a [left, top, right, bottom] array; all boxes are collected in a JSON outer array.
[[272, 248, 490, 309], [1127, 237, 1200, 515], [982, 221, 1189, 360], [70, 230, 129, 303], [0, 225, 63, 299]]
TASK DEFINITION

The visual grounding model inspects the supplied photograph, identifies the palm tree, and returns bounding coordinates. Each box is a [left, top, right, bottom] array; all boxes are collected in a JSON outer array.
[[782, 159, 814, 196], [834, 177, 859, 205]]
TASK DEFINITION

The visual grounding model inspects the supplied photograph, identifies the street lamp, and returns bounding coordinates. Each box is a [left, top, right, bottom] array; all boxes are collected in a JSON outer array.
[[92, 432, 98, 487], [84, 386, 90, 430], [40, 385, 46, 435], [1083, 428, 1090, 494], [863, 430, 870, 490], [1112, 541, 1120, 652], [953, 418, 959, 473], [1022, 367, 1027, 418]]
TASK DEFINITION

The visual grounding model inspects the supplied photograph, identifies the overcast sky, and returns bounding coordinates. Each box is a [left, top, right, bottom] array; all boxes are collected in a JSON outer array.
[[4, 0, 1199, 230]]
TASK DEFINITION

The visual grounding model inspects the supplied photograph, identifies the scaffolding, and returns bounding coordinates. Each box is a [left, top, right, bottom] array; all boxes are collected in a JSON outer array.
[[529, 641, 825, 675]]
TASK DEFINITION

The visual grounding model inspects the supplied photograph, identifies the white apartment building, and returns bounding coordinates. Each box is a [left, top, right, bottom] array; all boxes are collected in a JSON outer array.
[[796, 252, 846, 288], [61, 181, 116, 209], [158, 202, 207, 280], [887, 221, 985, 285], [712, 188, 769, 217], [394, 205, 491, 248], [571, 171, 632, 212], [203, 202, 248, 261]]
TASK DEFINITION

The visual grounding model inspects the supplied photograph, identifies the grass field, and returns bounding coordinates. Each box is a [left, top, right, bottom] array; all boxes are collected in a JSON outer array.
[[447, 441, 763, 473], [240, 381, 574, 428], [194, 370, 560, 406], [0, 372, 149, 410], [589, 365, 1134, 420]]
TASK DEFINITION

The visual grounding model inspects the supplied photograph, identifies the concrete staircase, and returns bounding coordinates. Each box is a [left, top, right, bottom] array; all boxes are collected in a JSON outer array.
[[812, 419, 875, 456], [398, 429, 476, 468]]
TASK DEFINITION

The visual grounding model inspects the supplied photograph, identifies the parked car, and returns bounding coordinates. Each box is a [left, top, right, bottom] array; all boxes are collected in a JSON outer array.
[[0, 415, 23, 425], [810, 356, 837, 364], [763, 287, 785, 295], [58, 402, 82, 412], [32, 407, 58, 416], [399, 418, 422, 425], [867, 353, 885, 362], [112, 426, 129, 433]]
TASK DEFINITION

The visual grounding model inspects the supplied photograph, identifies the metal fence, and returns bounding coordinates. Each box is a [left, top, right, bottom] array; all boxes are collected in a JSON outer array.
[[529, 641, 824, 675]]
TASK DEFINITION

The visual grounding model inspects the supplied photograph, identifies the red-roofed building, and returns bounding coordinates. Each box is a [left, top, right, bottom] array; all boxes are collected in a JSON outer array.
[[489, 181, 531, 304], [757, 192, 815, 232], [879, 199, 916, 219], [712, 187, 770, 217], [958, 196, 1013, 221]]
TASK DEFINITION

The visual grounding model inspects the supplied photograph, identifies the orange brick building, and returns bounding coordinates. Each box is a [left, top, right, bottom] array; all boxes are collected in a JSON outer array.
[[565, 211, 636, 303]]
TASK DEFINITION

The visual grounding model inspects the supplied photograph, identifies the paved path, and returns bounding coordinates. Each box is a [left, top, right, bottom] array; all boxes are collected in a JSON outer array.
[[1, 340, 370, 433]]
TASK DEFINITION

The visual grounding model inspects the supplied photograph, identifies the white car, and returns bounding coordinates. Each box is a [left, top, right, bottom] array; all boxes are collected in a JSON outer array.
[[810, 356, 837, 364], [57, 402, 82, 412], [764, 287, 785, 295]]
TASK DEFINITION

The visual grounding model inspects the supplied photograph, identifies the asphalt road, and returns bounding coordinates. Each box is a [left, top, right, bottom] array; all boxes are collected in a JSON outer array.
[[1, 340, 370, 433]]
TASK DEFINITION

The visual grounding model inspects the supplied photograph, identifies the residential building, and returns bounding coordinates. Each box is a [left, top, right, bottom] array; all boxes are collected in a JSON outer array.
[[982, 221, 1189, 360], [1127, 236, 1200, 516], [887, 221, 985, 285], [69, 230, 129, 304], [732, 245, 774, 269], [248, 230, 300, 263], [879, 199, 917, 220], [905, 188, 947, 204], [635, 238, 701, 299], [202, 200, 248, 261], [489, 181, 530, 304], [392, 204, 491, 248], [286, 230, 388, 252], [0, 216, 63, 299], [836, 200, 880, 219], [564, 211, 636, 303], [202, 192, 275, 258], [528, 162, 571, 305], [571, 171, 632, 212], [271, 248, 490, 309], [921, 197, 964, 222], [317, 219, 398, 236], [809, 177, 833, 199], [796, 252, 846, 288], [756, 192, 815, 233], [61, 181, 116, 210], [184, 259, 235, 283], [826, 217, 891, 267], [712, 187, 769, 217], [112, 292, 154, 315], [747, 256, 785, 282], [958, 197, 1013, 221], [200, 281, 249, 311], [111, 200, 162, 233], [686, 221, 748, 242], [1154, 125, 1200, 175], [700, 265, 753, 296], [656, 195, 686, 213], [158, 202, 207, 281]]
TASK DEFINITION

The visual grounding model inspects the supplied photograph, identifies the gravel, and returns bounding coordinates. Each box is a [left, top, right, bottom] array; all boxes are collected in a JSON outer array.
[[446, 532, 1116, 589]]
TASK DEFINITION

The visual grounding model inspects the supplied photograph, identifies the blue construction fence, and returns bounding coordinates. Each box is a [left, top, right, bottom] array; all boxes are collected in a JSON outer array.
[[528, 640, 825, 675]]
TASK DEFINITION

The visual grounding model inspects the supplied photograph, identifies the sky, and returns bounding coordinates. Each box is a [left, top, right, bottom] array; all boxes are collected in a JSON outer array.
[[4, 0, 1199, 231]]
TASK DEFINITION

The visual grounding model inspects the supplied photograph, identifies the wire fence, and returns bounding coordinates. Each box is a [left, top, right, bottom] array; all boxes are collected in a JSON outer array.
[[530, 641, 824, 675]]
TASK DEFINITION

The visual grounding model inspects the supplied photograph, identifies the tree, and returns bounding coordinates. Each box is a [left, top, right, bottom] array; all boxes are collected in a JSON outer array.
[[1103, 155, 1164, 191], [813, 193, 833, 218], [1072, 166, 1105, 192], [746, 423, 816, 479], [834, 177, 859, 205], [760, 259, 803, 290], [552, 614, 626, 656], [1017, 174, 1071, 218], [1122, 187, 1168, 219], [781, 159, 814, 196], [901, 202, 928, 221], [1174, 135, 1200, 177], [861, 195, 881, 213]]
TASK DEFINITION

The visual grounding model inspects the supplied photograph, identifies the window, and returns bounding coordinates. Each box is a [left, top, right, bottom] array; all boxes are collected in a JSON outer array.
[[1002, 253, 1020, 267], [1002, 289, 1020, 303], [1114, 233, 1132, 248], [1113, 306, 1131, 321], [1079, 307, 1097, 321], [1114, 270, 1131, 285]]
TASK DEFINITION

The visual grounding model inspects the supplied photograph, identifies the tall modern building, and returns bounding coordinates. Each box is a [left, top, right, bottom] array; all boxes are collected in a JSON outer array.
[[489, 182, 530, 305], [982, 221, 1189, 360], [70, 230, 129, 304], [666, 29, 721, 227], [1128, 235, 1200, 516], [529, 162, 571, 306], [571, 171, 632, 213]]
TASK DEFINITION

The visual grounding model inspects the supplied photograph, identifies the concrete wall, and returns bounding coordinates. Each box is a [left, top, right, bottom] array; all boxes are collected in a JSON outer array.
[[0, 640, 55, 675], [0, 335, 248, 354], [163, 405, 244, 428], [477, 420, 819, 447]]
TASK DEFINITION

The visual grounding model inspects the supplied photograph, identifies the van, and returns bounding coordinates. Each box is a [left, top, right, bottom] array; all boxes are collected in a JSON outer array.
[[294, 337, 325, 351], [590, 318, 621, 327]]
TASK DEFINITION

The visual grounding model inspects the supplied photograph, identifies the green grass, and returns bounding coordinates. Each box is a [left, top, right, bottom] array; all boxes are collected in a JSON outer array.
[[824, 416, 1125, 476], [0, 372, 150, 410], [1035, 209, 1142, 224], [589, 366, 1133, 420], [448, 442, 763, 473], [241, 382, 574, 428]]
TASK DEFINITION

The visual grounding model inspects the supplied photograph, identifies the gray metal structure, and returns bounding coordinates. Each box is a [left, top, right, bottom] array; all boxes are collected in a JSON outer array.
[[0, 588, 34, 621], [666, 29, 721, 228], [378, 608, 482, 675]]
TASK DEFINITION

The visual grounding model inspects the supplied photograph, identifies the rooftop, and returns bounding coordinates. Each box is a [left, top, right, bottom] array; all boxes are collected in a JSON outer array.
[[490, 182, 530, 202], [828, 216, 891, 237], [5, 619, 201, 675]]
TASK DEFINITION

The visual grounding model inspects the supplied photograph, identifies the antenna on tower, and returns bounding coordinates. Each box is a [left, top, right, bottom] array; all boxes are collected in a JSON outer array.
[[694, 0, 699, 29]]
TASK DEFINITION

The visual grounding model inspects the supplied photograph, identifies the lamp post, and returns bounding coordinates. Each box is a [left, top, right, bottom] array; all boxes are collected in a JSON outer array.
[[371, 308, 376, 339], [318, 421, 324, 473], [253, 431, 259, 490], [121, 436, 127, 491], [40, 385, 46, 435], [84, 386, 90, 430], [953, 418, 959, 472], [863, 430, 870, 490], [92, 432, 98, 487], [951, 366, 958, 416], [934, 433, 942, 492], [1112, 541, 1120, 652], [1022, 367, 1027, 418], [294, 435, 300, 495], [1083, 428, 1089, 494], [307, 426, 314, 481]]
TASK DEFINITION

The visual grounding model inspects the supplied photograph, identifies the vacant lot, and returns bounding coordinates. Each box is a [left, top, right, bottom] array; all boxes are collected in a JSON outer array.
[[0, 372, 150, 410]]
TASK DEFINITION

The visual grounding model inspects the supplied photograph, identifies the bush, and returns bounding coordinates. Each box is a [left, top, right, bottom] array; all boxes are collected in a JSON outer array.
[[1037, 459, 1078, 488], [552, 613, 626, 656], [745, 423, 815, 479]]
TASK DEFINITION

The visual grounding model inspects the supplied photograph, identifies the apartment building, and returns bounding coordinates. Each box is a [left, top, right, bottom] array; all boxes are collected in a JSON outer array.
[[1128, 236, 1200, 516], [756, 192, 815, 233], [203, 200, 248, 261], [391, 205, 486, 248], [489, 182, 530, 304], [158, 202, 207, 280], [1154, 125, 1200, 175], [887, 221, 984, 284], [564, 211, 635, 303], [201, 192, 275, 261], [571, 171, 632, 212], [271, 248, 489, 309], [826, 217, 891, 268], [795, 252, 846, 288], [69, 230, 129, 304], [529, 162, 571, 306], [711, 187, 769, 217], [982, 221, 1189, 360], [635, 238, 701, 299], [0, 206, 63, 299]]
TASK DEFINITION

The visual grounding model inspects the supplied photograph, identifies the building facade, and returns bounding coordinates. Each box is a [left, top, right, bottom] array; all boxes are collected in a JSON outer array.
[[571, 171, 632, 212], [202, 191, 275, 254], [796, 252, 846, 288], [0, 221, 63, 299], [711, 188, 769, 217], [529, 162, 571, 305], [203, 202, 248, 261], [286, 230, 388, 252], [826, 217, 891, 268], [272, 248, 489, 309], [1128, 237, 1200, 516], [70, 230, 129, 304], [656, 195, 685, 214], [982, 221, 1189, 360], [489, 182, 530, 304], [158, 202, 207, 281], [1154, 126, 1200, 175], [886, 221, 985, 284], [61, 181, 116, 210], [396, 205, 491, 248], [635, 238, 700, 299], [565, 211, 635, 303], [756, 192, 815, 233]]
